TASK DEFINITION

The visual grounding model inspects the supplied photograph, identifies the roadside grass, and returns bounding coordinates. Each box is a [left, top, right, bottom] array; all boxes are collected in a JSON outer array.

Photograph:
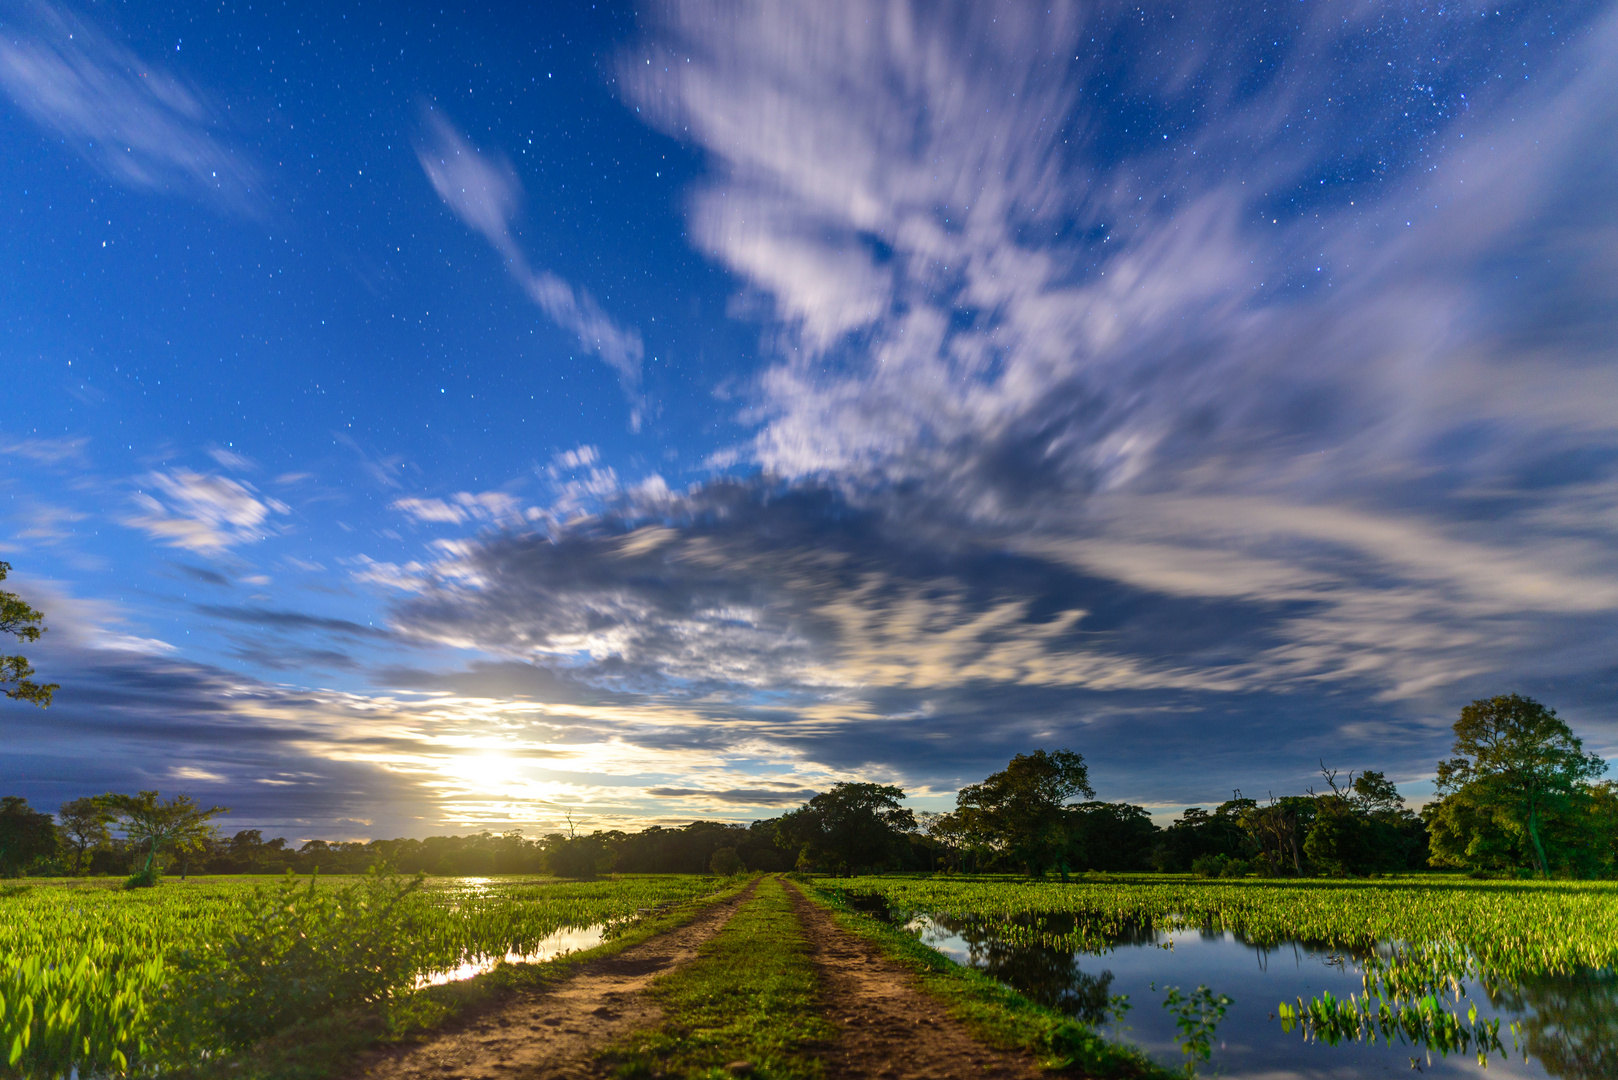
[[175, 876, 755, 1080], [603, 874, 832, 1080], [796, 881, 1175, 1079]]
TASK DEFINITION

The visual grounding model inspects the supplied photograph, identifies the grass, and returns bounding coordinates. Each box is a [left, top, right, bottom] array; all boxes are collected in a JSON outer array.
[[603, 875, 832, 1080], [167, 875, 756, 1080], [798, 881, 1176, 1079]]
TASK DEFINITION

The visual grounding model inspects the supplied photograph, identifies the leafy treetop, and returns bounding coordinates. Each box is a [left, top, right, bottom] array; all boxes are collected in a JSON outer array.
[[1, 561, 57, 707]]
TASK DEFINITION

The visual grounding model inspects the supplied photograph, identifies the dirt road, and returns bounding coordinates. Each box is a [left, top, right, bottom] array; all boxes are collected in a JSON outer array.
[[348, 882, 757, 1080], [346, 878, 1047, 1079], [783, 881, 1043, 1080]]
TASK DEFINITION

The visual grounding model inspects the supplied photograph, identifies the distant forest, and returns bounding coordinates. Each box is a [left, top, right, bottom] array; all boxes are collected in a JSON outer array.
[[3, 694, 1614, 882]]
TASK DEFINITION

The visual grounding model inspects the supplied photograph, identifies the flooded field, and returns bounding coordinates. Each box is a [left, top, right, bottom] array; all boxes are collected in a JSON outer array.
[[910, 912, 1613, 1078], [828, 877, 1618, 1080]]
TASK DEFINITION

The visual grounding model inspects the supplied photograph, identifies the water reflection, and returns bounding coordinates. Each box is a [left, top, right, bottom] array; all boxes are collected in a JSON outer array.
[[843, 895, 1615, 1080], [1487, 970, 1618, 1080], [415, 923, 605, 987]]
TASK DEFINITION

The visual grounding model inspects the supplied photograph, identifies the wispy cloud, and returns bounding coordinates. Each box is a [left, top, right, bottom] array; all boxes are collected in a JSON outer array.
[[391, 491, 523, 527], [606, 0, 1618, 714], [0, 0, 259, 211], [123, 469, 289, 553], [415, 110, 645, 427]]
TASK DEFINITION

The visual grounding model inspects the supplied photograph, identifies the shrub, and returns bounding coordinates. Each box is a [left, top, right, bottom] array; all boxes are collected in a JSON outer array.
[[151, 866, 430, 1063], [709, 846, 744, 876]]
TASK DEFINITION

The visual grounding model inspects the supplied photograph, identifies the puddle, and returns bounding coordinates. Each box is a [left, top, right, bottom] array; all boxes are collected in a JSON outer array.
[[415, 923, 607, 987], [874, 904, 1614, 1079]]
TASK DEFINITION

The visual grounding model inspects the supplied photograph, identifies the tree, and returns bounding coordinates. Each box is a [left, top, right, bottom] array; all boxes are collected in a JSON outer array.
[[1238, 794, 1314, 875], [775, 782, 915, 875], [1433, 694, 1607, 875], [542, 832, 613, 879], [58, 796, 116, 875], [1067, 801, 1160, 872], [953, 750, 1094, 877], [100, 790, 229, 885], [0, 796, 59, 877], [1, 562, 57, 707], [709, 846, 744, 876], [1151, 800, 1253, 872]]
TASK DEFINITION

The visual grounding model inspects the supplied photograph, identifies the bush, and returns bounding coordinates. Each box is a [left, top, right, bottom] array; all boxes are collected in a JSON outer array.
[[123, 866, 160, 889], [151, 866, 430, 1063], [709, 846, 744, 876], [1190, 854, 1250, 879]]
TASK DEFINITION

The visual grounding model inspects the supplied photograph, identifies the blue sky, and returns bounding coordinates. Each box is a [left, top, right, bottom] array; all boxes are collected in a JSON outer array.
[[3, 0, 1616, 841]]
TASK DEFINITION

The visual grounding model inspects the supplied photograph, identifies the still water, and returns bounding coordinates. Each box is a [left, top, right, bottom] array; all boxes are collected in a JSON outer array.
[[871, 904, 1614, 1079], [415, 923, 606, 987]]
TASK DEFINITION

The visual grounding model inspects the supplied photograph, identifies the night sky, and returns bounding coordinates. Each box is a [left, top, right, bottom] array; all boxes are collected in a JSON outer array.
[[3, 0, 1616, 841]]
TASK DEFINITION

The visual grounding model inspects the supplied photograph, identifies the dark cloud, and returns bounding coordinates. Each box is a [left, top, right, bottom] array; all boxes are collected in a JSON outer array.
[[647, 787, 820, 806], [174, 564, 233, 587], [195, 604, 396, 639]]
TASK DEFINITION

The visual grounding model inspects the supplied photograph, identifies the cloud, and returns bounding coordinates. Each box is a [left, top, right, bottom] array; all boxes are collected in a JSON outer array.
[[123, 469, 289, 553], [391, 491, 523, 527], [647, 787, 820, 806], [0, 436, 89, 466], [605, 2, 1618, 699], [415, 110, 645, 426], [0, 0, 258, 211]]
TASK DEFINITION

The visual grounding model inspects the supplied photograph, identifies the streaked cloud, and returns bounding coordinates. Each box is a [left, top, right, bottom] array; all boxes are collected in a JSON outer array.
[[0, 0, 259, 211], [415, 110, 646, 427], [391, 491, 523, 527], [123, 469, 289, 553], [601, 0, 1618, 721]]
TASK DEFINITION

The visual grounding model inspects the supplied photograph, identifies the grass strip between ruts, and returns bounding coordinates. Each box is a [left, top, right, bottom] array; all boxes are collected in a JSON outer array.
[[798, 881, 1177, 1079], [603, 874, 832, 1080], [176, 875, 757, 1080]]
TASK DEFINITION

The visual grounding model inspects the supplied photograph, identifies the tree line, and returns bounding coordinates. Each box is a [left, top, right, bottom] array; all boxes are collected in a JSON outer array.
[[2, 693, 1613, 882]]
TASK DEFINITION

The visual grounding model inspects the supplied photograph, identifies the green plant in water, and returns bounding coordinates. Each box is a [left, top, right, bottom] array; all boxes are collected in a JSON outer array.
[[1153, 983, 1232, 1076]]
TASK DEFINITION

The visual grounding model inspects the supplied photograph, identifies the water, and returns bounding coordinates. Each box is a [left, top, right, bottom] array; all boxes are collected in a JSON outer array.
[[415, 923, 607, 987], [866, 903, 1615, 1079]]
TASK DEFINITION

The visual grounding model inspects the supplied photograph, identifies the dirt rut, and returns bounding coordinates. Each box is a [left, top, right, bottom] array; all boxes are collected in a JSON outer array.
[[348, 882, 756, 1080], [784, 882, 1043, 1080]]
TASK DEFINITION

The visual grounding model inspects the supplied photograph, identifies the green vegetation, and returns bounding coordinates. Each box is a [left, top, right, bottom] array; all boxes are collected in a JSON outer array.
[[1428, 694, 1611, 876], [816, 875, 1618, 976], [801, 881, 1172, 1078], [0, 561, 55, 707], [0, 872, 724, 1078], [605, 876, 830, 1079]]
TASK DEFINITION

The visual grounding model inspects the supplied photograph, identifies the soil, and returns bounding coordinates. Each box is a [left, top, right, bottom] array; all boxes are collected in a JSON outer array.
[[346, 881, 758, 1080], [783, 882, 1045, 1080]]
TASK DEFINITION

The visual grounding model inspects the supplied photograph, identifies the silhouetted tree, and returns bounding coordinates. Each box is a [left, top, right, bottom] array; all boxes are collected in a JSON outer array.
[[0, 796, 59, 877], [776, 782, 914, 874], [0, 562, 56, 706]]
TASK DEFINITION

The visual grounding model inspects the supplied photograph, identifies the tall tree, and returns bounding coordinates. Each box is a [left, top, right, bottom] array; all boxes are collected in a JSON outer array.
[[1, 562, 57, 706], [0, 796, 59, 877], [57, 796, 116, 875], [776, 782, 915, 874], [953, 750, 1094, 877], [100, 790, 229, 885], [1433, 694, 1607, 875]]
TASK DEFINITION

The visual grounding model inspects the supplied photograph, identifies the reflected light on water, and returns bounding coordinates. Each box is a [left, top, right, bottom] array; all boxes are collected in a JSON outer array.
[[415, 924, 606, 988]]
